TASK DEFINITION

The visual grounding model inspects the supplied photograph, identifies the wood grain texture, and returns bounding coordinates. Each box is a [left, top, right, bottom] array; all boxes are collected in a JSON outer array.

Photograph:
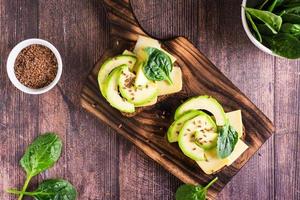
[[80, 0, 274, 199], [0, 0, 299, 200]]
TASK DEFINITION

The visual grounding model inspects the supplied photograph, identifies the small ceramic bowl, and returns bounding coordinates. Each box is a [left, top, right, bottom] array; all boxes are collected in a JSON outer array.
[[241, 0, 280, 57], [7, 38, 63, 95]]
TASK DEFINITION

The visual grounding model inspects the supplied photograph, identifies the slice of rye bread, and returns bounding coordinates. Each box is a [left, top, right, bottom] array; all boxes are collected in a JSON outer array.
[[121, 94, 171, 117]]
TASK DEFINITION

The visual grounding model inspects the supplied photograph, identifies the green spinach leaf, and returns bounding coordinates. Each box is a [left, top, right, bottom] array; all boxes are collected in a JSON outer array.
[[257, 24, 278, 35], [20, 133, 62, 177], [280, 6, 300, 23], [283, 5, 300, 14], [280, 23, 300, 38], [245, 7, 282, 32], [33, 179, 77, 200], [246, 12, 263, 42], [175, 177, 218, 200], [263, 33, 300, 58], [217, 121, 238, 159], [6, 179, 77, 200], [282, 13, 300, 23], [143, 47, 173, 84], [17, 133, 62, 200]]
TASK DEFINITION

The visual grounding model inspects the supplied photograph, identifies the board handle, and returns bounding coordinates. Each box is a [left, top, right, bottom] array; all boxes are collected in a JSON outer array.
[[103, 0, 147, 46]]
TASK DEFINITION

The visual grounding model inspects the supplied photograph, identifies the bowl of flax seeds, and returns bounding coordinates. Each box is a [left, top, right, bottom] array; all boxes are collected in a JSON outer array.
[[7, 38, 62, 94]]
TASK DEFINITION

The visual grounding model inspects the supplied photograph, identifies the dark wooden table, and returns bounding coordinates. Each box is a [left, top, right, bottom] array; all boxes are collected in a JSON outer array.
[[0, 0, 299, 199]]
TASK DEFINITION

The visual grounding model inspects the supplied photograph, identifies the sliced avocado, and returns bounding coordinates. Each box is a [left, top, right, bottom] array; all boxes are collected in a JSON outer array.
[[194, 130, 218, 150], [118, 66, 157, 106], [134, 61, 149, 87], [98, 55, 137, 98], [167, 110, 203, 143], [104, 65, 135, 113], [174, 95, 227, 126], [178, 112, 217, 161]]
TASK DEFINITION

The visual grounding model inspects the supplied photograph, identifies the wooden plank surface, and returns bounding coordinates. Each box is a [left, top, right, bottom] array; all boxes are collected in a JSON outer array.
[[0, 0, 298, 200]]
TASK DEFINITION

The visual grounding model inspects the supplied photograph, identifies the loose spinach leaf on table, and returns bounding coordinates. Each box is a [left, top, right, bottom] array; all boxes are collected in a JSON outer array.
[[34, 179, 77, 200], [17, 133, 62, 200], [246, 12, 263, 42], [280, 23, 300, 38], [245, 7, 282, 33], [20, 133, 62, 177], [263, 33, 300, 58], [217, 121, 238, 159], [143, 47, 173, 84], [175, 177, 218, 200], [7, 179, 77, 200]]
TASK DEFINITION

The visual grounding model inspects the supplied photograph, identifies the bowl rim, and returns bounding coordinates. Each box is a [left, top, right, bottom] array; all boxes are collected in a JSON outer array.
[[6, 38, 63, 95], [241, 0, 280, 57]]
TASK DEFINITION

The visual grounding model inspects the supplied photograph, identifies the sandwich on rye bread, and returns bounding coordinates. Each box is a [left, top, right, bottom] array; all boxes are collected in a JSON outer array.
[[97, 35, 183, 117]]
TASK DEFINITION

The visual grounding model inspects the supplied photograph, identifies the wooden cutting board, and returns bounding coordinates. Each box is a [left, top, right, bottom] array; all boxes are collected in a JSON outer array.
[[80, 0, 275, 199]]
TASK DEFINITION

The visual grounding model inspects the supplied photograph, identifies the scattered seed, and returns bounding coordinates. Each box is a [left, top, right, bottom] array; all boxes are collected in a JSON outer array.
[[177, 123, 182, 126], [187, 128, 191, 132], [192, 148, 196, 151], [118, 124, 123, 129], [176, 131, 179, 134], [131, 97, 135, 101], [129, 61, 132, 64]]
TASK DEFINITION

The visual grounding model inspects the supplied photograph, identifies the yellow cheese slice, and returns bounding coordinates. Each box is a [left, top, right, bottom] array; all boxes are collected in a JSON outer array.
[[196, 110, 248, 174], [196, 149, 228, 175], [196, 139, 248, 174], [157, 67, 182, 96], [226, 110, 243, 138], [226, 139, 248, 165]]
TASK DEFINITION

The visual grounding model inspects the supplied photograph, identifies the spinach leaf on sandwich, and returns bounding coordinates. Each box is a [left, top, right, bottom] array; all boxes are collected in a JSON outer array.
[[217, 120, 239, 159], [143, 47, 173, 84]]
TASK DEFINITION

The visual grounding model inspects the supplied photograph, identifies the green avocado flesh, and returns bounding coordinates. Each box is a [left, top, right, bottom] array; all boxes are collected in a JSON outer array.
[[194, 129, 218, 150], [178, 112, 218, 161], [103, 66, 135, 113], [174, 95, 227, 126], [118, 66, 157, 106], [98, 55, 137, 98], [167, 110, 203, 143]]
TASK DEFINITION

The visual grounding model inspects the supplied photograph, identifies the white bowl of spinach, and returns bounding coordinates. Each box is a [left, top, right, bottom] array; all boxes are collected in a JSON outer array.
[[242, 0, 300, 59]]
